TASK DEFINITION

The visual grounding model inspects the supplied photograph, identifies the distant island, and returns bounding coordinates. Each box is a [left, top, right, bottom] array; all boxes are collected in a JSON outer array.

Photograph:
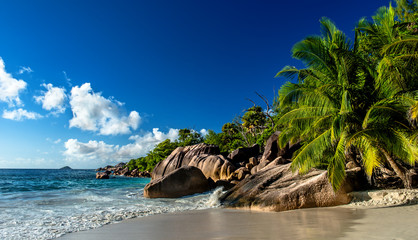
[[60, 166, 72, 170]]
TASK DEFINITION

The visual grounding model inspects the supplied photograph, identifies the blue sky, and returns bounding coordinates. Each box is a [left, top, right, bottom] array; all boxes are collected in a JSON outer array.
[[0, 0, 387, 169]]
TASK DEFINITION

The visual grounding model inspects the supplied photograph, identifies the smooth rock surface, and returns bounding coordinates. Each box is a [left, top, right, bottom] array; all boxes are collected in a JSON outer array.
[[152, 143, 234, 181], [220, 163, 361, 211], [188, 154, 235, 181], [144, 166, 210, 198], [152, 143, 220, 180]]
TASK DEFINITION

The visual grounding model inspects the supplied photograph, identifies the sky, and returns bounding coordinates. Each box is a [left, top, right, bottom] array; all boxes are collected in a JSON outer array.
[[0, 0, 388, 169]]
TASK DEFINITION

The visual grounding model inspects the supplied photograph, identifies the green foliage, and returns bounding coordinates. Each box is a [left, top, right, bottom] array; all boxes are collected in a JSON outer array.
[[242, 106, 267, 135], [204, 104, 278, 153], [276, 2, 418, 190], [178, 129, 204, 147], [205, 122, 245, 153]]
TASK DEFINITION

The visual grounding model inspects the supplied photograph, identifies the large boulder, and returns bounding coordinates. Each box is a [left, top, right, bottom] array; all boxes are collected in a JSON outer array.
[[188, 154, 235, 181], [144, 166, 210, 198], [183, 143, 220, 161], [139, 171, 151, 178], [220, 163, 365, 211], [115, 162, 126, 168], [234, 167, 251, 181], [227, 144, 260, 165], [120, 167, 130, 176], [152, 143, 220, 180], [262, 131, 281, 162], [96, 172, 109, 179], [261, 131, 302, 162]]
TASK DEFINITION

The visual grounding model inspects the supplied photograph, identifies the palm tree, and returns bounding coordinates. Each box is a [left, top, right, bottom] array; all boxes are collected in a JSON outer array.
[[276, 18, 374, 190], [276, 9, 418, 190], [357, 3, 418, 98], [353, 3, 418, 188], [346, 96, 417, 187]]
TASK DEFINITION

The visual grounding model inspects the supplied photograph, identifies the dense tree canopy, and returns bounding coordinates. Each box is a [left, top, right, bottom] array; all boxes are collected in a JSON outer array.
[[276, 0, 418, 190]]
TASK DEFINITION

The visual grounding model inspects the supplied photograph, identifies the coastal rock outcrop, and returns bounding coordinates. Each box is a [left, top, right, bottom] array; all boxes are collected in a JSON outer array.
[[152, 143, 234, 181], [227, 144, 260, 165], [260, 131, 301, 162], [95, 162, 151, 178], [220, 163, 366, 211], [188, 154, 235, 181], [96, 172, 110, 179], [261, 131, 281, 162], [144, 166, 210, 198]]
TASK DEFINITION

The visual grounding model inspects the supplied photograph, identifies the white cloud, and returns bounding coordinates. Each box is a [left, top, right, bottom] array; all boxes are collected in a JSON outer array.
[[69, 83, 141, 135], [0, 57, 27, 106], [200, 128, 208, 136], [64, 128, 179, 164], [3, 108, 42, 121], [34, 83, 66, 114], [64, 139, 116, 161], [18, 66, 33, 74]]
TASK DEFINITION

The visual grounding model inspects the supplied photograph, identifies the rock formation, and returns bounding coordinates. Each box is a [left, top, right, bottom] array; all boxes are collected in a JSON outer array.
[[227, 144, 259, 165], [220, 163, 367, 211], [95, 163, 151, 178], [96, 172, 110, 179], [152, 143, 235, 181], [261, 131, 280, 162], [144, 166, 210, 198]]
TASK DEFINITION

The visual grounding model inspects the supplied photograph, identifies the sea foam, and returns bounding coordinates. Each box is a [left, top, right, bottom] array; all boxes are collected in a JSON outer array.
[[0, 169, 223, 240]]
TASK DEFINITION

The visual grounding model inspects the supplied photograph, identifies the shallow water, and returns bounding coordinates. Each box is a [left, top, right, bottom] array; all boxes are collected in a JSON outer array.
[[0, 169, 222, 240]]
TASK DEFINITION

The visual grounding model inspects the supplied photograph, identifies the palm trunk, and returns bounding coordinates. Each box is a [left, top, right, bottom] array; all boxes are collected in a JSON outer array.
[[379, 146, 411, 188]]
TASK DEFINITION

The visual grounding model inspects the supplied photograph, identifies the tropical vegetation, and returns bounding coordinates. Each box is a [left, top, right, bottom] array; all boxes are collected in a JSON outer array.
[[128, 0, 417, 191], [276, 0, 418, 190]]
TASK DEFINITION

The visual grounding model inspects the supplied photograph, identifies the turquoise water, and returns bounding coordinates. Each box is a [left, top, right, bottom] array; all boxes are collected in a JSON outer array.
[[0, 169, 221, 239]]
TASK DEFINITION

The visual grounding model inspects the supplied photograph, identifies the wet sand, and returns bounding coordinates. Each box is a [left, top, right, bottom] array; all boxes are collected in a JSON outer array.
[[60, 204, 418, 240], [60, 207, 365, 240], [59, 189, 418, 240], [339, 204, 418, 240]]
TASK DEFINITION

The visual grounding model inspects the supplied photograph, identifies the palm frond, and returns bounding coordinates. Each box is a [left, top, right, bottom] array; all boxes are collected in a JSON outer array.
[[328, 132, 347, 191], [291, 129, 333, 174]]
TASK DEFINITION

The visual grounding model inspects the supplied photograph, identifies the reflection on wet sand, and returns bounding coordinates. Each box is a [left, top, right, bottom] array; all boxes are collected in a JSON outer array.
[[61, 207, 365, 240]]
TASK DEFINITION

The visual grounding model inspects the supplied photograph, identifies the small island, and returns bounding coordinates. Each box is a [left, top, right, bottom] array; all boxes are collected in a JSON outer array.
[[60, 166, 72, 170]]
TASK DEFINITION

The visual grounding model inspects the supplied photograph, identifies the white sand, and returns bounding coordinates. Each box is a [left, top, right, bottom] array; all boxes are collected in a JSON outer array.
[[60, 189, 418, 240], [347, 189, 418, 207]]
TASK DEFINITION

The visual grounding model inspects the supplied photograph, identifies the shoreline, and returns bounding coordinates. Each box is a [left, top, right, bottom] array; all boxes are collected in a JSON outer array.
[[60, 189, 418, 240], [59, 207, 362, 240]]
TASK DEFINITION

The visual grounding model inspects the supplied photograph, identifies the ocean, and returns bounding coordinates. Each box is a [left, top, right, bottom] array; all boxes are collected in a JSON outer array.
[[0, 169, 222, 240]]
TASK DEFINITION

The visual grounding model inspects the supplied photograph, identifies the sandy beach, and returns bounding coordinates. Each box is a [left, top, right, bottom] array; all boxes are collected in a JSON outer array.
[[60, 208, 360, 240], [60, 189, 418, 240]]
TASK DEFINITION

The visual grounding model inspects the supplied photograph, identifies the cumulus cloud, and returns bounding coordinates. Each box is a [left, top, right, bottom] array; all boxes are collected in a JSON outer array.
[[0, 57, 27, 106], [200, 129, 208, 136], [18, 66, 33, 74], [69, 83, 140, 135], [34, 83, 66, 114], [3, 108, 42, 121], [64, 128, 179, 164]]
